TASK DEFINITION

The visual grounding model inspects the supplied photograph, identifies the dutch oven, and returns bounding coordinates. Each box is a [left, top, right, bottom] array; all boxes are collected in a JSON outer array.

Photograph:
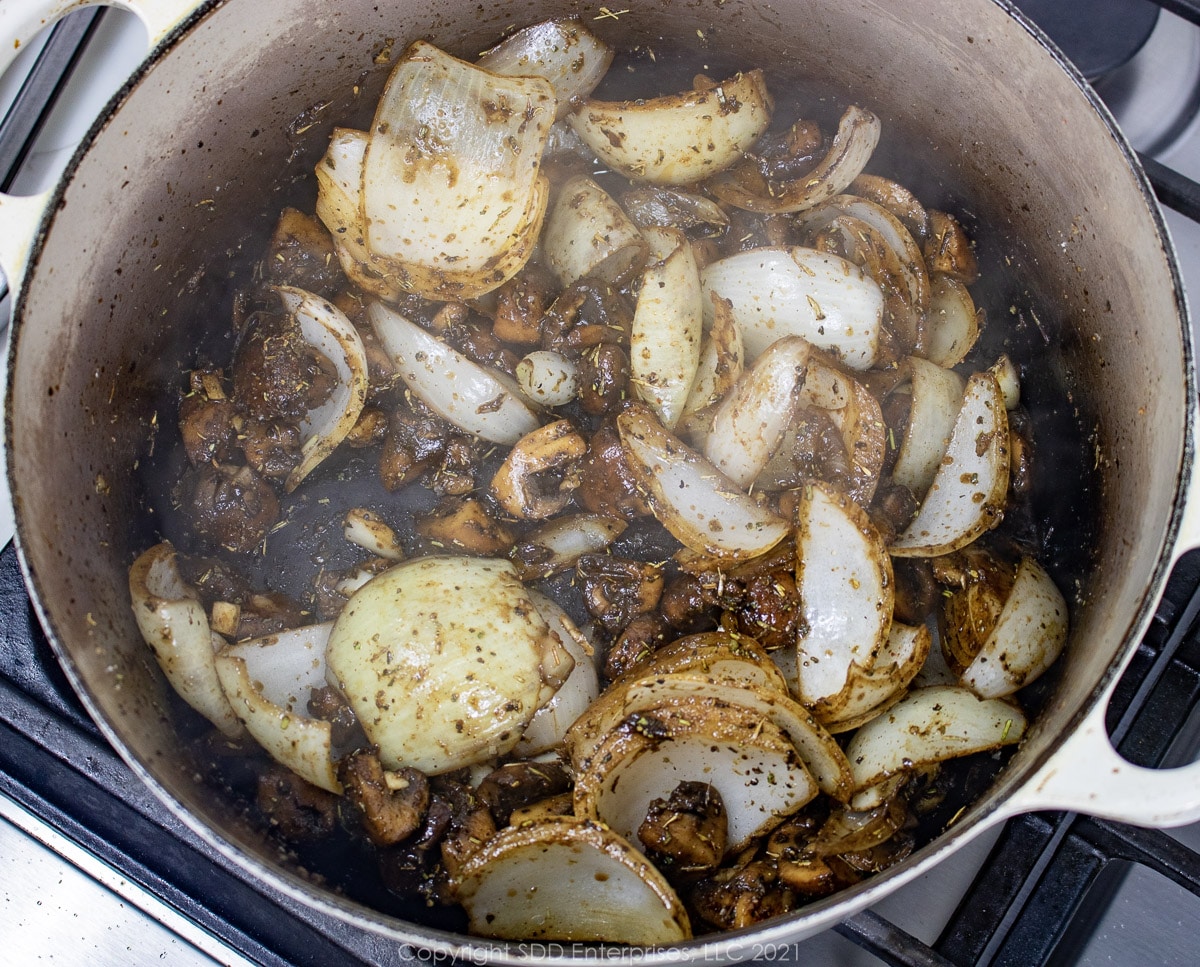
[[3, 0, 1200, 960]]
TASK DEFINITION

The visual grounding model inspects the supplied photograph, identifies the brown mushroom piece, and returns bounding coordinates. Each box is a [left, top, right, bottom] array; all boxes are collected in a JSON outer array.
[[542, 277, 633, 355], [416, 497, 516, 555], [438, 780, 499, 879], [378, 403, 452, 491], [575, 554, 664, 634], [492, 265, 555, 347], [306, 685, 361, 748], [255, 764, 339, 841], [238, 417, 302, 481], [179, 370, 237, 466], [490, 420, 587, 520], [688, 860, 793, 931], [733, 571, 803, 652], [923, 210, 979, 284], [262, 207, 345, 297], [338, 751, 431, 847], [637, 781, 728, 882], [231, 310, 338, 423], [603, 612, 671, 681], [475, 761, 573, 827], [577, 342, 631, 416], [659, 572, 743, 634], [576, 417, 651, 520], [182, 463, 280, 554]]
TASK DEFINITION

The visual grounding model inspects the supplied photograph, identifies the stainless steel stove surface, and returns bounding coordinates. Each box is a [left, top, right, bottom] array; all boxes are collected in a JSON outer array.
[[2, 4, 1200, 966]]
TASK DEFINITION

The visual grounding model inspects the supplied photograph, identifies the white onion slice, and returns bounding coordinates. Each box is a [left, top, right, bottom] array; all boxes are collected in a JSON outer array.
[[568, 70, 773, 186], [369, 301, 541, 445], [615, 630, 790, 695], [891, 371, 1010, 557], [362, 41, 556, 300], [925, 273, 980, 367], [617, 675, 854, 802], [476, 18, 613, 119], [704, 335, 812, 487], [214, 623, 339, 793], [128, 543, 242, 738], [701, 247, 883, 368], [275, 286, 369, 493], [343, 507, 405, 560], [678, 293, 745, 438], [710, 106, 880, 213], [313, 129, 404, 303], [573, 699, 817, 851], [891, 357, 966, 499], [453, 816, 691, 943], [616, 405, 789, 560], [844, 685, 1026, 791], [989, 354, 1021, 410], [540, 175, 648, 287], [794, 482, 894, 710], [515, 350, 579, 407], [515, 590, 599, 756], [823, 621, 932, 733], [630, 227, 703, 429], [959, 557, 1068, 699], [325, 557, 569, 773]]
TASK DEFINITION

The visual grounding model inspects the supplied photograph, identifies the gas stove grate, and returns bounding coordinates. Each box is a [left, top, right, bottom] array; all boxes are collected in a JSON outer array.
[[4, 6, 1200, 967]]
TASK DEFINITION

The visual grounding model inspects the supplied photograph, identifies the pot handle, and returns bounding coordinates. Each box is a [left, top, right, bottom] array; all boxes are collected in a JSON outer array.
[[1005, 693, 1200, 827], [0, 0, 202, 299]]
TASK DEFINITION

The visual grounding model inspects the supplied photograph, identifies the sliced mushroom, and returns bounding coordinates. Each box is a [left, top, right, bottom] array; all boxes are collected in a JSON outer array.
[[490, 419, 587, 520], [338, 751, 430, 846]]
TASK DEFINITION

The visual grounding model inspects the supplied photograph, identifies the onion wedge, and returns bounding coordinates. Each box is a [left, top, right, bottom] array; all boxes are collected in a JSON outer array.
[[822, 622, 932, 733], [128, 542, 242, 738], [701, 247, 883, 368], [844, 685, 1026, 791], [678, 293, 745, 439], [325, 557, 570, 773], [313, 129, 405, 303], [369, 301, 541, 445], [515, 350, 579, 407], [891, 371, 1010, 557], [630, 227, 703, 429], [573, 698, 818, 851], [794, 482, 894, 712], [952, 557, 1069, 699], [891, 357, 966, 499], [515, 590, 599, 756], [616, 405, 789, 560], [214, 624, 340, 793], [541, 175, 648, 287], [925, 273, 981, 367], [476, 18, 613, 119], [710, 106, 880, 213], [361, 41, 556, 300], [616, 630, 790, 695], [704, 335, 812, 488], [568, 70, 773, 186], [275, 286, 369, 493], [453, 816, 691, 943]]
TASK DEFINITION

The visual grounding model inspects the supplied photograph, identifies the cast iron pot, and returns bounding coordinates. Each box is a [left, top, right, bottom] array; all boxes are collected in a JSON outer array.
[[3, 0, 1200, 960]]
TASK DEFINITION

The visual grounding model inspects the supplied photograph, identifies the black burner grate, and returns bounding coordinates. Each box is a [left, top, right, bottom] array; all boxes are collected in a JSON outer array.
[[4, 6, 1200, 966]]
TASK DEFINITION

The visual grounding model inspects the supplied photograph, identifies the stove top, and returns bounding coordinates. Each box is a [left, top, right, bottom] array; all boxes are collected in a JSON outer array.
[[3, 4, 1200, 965]]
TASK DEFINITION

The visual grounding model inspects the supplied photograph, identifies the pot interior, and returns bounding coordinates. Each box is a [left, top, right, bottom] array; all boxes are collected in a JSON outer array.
[[6, 0, 1191, 951]]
